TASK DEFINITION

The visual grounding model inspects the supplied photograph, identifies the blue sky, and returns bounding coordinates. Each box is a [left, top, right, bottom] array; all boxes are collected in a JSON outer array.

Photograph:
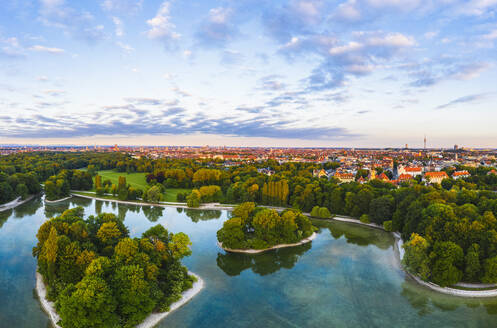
[[0, 0, 496, 148]]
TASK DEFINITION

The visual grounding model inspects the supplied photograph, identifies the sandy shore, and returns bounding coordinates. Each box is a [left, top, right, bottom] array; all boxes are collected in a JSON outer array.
[[0, 195, 36, 212], [45, 196, 73, 203], [136, 272, 204, 328], [36, 272, 62, 328], [36, 270, 204, 328], [218, 232, 317, 254]]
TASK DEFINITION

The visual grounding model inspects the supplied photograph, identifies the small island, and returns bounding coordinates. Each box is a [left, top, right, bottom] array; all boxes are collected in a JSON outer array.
[[33, 207, 200, 328], [217, 202, 316, 252]]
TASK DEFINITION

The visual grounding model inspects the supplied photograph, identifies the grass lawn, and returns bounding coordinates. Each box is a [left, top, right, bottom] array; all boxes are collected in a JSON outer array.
[[162, 188, 191, 202], [83, 169, 191, 202], [92, 170, 149, 191]]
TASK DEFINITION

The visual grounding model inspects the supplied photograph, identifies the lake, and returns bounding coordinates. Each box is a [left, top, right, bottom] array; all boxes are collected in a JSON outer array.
[[1, 196, 496, 328]]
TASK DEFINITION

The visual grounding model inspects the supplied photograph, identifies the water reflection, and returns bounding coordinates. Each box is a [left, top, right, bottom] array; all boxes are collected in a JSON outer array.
[[142, 206, 164, 222], [184, 209, 221, 222], [216, 242, 312, 276], [313, 219, 393, 250]]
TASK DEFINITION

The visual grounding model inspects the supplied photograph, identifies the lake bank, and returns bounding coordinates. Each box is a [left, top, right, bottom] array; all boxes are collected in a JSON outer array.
[[0, 195, 36, 212]]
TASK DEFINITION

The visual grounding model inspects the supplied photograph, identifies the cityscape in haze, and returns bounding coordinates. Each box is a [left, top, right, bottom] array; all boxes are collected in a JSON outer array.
[[2, 1, 497, 328]]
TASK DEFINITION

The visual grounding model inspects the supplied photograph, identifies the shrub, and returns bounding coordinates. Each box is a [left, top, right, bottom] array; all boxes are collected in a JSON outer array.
[[360, 214, 370, 224]]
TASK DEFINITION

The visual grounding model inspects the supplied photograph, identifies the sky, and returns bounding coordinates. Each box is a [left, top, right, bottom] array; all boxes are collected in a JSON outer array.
[[0, 0, 496, 148]]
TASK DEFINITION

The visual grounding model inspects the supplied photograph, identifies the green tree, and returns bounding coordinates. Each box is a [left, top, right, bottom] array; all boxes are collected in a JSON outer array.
[[464, 244, 481, 282], [57, 276, 118, 328]]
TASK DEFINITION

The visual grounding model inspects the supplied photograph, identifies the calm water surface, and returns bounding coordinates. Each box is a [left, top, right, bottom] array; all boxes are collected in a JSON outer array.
[[1, 196, 496, 328]]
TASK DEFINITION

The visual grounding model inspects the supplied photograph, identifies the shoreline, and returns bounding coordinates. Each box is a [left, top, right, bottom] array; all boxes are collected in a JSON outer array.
[[318, 216, 497, 298], [45, 196, 73, 204], [66, 193, 497, 298], [36, 270, 204, 328], [0, 195, 36, 212], [71, 193, 235, 210], [218, 232, 317, 254]]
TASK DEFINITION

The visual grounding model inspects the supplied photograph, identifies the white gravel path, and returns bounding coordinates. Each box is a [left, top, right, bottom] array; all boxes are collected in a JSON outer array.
[[0, 195, 35, 212]]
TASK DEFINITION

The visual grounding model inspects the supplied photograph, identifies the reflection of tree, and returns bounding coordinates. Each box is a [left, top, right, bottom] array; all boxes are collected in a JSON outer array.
[[118, 206, 128, 221], [95, 200, 103, 215], [14, 197, 42, 218], [184, 209, 221, 222], [400, 282, 433, 316], [314, 220, 392, 250], [176, 208, 183, 214], [0, 209, 12, 229], [44, 201, 70, 219], [216, 242, 312, 277], [71, 196, 92, 207], [142, 206, 164, 222]]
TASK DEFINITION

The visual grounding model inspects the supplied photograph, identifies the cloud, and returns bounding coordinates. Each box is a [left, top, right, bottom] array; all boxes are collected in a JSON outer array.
[[262, 1, 325, 42], [116, 41, 134, 53], [102, 0, 143, 13], [281, 31, 415, 91], [2, 105, 357, 140], [112, 17, 124, 37], [436, 93, 491, 109], [146, 1, 180, 47], [408, 61, 491, 87], [38, 0, 106, 42], [29, 45, 65, 54], [0, 37, 25, 58], [257, 75, 286, 91], [195, 7, 238, 47]]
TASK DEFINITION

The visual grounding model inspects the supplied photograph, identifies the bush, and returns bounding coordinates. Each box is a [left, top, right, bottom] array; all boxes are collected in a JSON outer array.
[[360, 214, 370, 224], [383, 220, 393, 232], [96, 187, 105, 196], [318, 207, 332, 219]]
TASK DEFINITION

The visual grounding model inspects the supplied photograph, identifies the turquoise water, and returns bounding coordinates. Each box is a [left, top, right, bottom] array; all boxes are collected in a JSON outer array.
[[1, 197, 497, 328]]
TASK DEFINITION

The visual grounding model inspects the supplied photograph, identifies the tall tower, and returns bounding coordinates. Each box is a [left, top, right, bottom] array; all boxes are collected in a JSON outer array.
[[424, 135, 426, 150]]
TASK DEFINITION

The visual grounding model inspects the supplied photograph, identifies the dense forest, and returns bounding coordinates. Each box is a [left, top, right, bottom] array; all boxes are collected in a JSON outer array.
[[33, 207, 194, 328], [217, 202, 315, 250]]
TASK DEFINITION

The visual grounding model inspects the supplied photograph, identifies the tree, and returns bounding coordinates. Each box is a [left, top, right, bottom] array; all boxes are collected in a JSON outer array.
[[310, 206, 320, 217], [57, 276, 118, 328], [318, 207, 332, 219], [15, 183, 29, 199], [113, 265, 155, 326], [464, 243, 481, 282], [482, 256, 497, 283], [146, 185, 162, 203], [402, 233, 430, 280], [429, 241, 464, 287], [369, 195, 394, 224], [186, 189, 201, 208], [97, 222, 121, 245]]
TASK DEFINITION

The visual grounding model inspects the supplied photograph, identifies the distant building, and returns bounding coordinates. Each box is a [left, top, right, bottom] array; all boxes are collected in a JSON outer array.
[[488, 169, 497, 176], [424, 171, 449, 184], [452, 170, 470, 180], [398, 165, 423, 177], [398, 174, 413, 182], [334, 172, 355, 184], [378, 172, 390, 181]]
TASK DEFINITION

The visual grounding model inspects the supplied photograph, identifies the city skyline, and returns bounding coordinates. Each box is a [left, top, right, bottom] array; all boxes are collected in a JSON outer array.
[[1, 0, 496, 147]]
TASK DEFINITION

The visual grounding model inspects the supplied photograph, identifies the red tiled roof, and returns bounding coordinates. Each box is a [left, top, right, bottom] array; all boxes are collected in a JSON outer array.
[[425, 171, 449, 179], [405, 167, 422, 172], [399, 174, 413, 180], [453, 170, 470, 177]]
